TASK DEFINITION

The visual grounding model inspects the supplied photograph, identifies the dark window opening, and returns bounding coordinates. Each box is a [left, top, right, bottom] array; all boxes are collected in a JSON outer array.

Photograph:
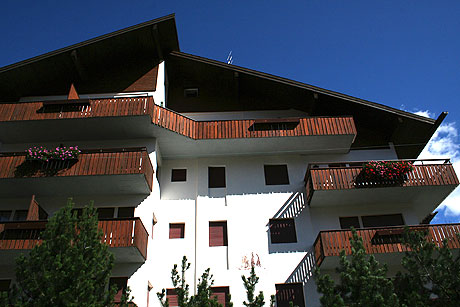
[[184, 88, 199, 98], [0, 211, 12, 222], [0, 280, 11, 293], [169, 223, 185, 239], [37, 100, 90, 114], [269, 219, 297, 244], [109, 277, 128, 303], [361, 214, 405, 228], [248, 120, 299, 132], [118, 207, 135, 218], [97, 208, 115, 219], [13, 210, 28, 221], [171, 169, 187, 182], [211, 287, 230, 307], [339, 216, 360, 229], [209, 221, 228, 247], [264, 165, 289, 185], [72, 208, 83, 218], [275, 283, 305, 307], [208, 167, 226, 188]]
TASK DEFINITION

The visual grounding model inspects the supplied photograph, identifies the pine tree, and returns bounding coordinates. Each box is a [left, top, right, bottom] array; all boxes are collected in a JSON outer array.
[[157, 256, 226, 307], [242, 265, 265, 307], [5, 198, 120, 306], [394, 228, 460, 307], [315, 228, 400, 307]]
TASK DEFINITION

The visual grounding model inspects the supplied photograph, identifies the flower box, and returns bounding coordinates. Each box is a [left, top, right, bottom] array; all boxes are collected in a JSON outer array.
[[360, 160, 413, 183], [26, 146, 81, 162]]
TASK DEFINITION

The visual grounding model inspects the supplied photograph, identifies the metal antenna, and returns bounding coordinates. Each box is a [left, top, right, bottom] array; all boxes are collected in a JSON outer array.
[[226, 51, 233, 64]]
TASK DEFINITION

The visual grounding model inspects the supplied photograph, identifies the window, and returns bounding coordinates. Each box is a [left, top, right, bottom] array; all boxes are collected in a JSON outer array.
[[97, 208, 115, 219], [275, 283, 305, 307], [361, 214, 404, 228], [166, 289, 178, 306], [208, 167, 226, 188], [264, 165, 289, 185], [269, 219, 297, 244], [211, 287, 230, 306], [0, 211, 12, 222], [109, 277, 128, 302], [118, 207, 135, 218], [13, 210, 28, 221], [184, 88, 199, 98], [0, 280, 11, 293], [209, 221, 228, 247], [171, 169, 187, 182], [339, 216, 360, 229], [169, 223, 185, 239]]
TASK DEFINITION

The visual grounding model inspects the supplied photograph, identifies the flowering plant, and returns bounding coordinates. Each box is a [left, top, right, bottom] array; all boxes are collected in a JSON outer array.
[[361, 160, 413, 181], [26, 146, 81, 162]]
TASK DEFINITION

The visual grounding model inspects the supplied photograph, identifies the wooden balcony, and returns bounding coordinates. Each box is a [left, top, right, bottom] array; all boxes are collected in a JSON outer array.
[[314, 223, 460, 268], [0, 97, 155, 142], [0, 217, 148, 263], [305, 159, 459, 214], [0, 148, 154, 196]]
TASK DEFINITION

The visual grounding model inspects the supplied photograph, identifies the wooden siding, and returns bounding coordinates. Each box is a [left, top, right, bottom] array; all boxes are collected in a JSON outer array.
[[0, 96, 356, 140], [0, 218, 148, 260], [314, 223, 460, 266], [305, 160, 459, 204], [0, 148, 154, 191]]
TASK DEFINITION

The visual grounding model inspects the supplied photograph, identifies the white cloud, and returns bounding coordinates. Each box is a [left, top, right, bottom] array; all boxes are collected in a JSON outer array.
[[418, 121, 460, 217]]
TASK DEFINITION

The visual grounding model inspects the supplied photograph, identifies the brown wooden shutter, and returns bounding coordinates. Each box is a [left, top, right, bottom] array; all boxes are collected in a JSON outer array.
[[169, 223, 185, 239], [166, 289, 179, 306], [209, 221, 228, 246], [269, 219, 297, 243], [211, 287, 229, 306], [275, 283, 305, 307]]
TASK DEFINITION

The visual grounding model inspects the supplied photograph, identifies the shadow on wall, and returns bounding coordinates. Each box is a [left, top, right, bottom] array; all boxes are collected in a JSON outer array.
[[267, 191, 310, 254], [284, 249, 316, 284]]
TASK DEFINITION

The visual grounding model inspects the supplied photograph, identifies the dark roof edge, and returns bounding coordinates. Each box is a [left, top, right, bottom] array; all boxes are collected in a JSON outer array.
[[170, 51, 437, 125], [0, 14, 178, 73]]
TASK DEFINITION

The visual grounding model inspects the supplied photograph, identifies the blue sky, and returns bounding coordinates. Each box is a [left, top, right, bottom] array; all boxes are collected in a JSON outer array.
[[1, 1, 460, 222]]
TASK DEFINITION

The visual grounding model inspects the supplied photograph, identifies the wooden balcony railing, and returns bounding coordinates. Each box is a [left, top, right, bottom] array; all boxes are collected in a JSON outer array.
[[305, 159, 459, 205], [0, 147, 154, 191], [0, 97, 153, 121], [152, 104, 356, 140], [0, 217, 148, 260], [314, 223, 460, 266], [0, 96, 357, 140]]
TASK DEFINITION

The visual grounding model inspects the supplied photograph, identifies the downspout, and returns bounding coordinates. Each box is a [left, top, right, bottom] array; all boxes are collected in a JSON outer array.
[[193, 158, 198, 294]]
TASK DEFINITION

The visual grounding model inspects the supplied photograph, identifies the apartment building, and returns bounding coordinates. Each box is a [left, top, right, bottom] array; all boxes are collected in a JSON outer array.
[[0, 14, 459, 307]]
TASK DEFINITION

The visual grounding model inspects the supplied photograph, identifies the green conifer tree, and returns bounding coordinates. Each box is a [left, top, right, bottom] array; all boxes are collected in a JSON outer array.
[[5, 198, 122, 306], [242, 266, 265, 307]]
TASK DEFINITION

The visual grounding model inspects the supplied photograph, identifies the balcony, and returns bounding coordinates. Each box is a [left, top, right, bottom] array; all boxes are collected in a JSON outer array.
[[0, 217, 148, 264], [151, 106, 357, 157], [0, 97, 155, 142], [0, 148, 154, 196], [305, 159, 459, 215], [314, 223, 460, 269]]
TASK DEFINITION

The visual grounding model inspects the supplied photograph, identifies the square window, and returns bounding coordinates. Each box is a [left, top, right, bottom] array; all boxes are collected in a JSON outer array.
[[269, 219, 297, 243], [211, 286, 230, 307], [275, 283, 305, 307], [339, 216, 360, 229], [184, 88, 199, 98], [208, 167, 226, 188], [209, 221, 228, 246], [0, 211, 12, 222], [117, 207, 135, 218], [169, 223, 185, 239], [264, 165, 289, 185], [0, 280, 11, 293], [171, 169, 187, 182]]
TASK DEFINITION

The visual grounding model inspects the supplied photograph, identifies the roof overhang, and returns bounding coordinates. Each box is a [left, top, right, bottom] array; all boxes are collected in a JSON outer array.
[[0, 14, 179, 101]]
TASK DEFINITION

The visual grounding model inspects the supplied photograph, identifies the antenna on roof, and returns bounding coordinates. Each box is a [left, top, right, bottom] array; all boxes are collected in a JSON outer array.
[[226, 51, 233, 64]]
